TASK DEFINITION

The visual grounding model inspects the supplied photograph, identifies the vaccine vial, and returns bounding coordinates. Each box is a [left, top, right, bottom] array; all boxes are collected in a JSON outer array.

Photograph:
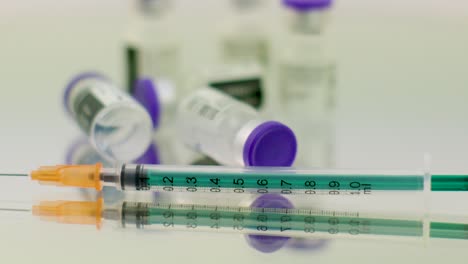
[[273, 0, 335, 117], [64, 72, 153, 162], [124, 0, 181, 120], [220, 0, 270, 66], [176, 87, 297, 167], [271, 0, 336, 167]]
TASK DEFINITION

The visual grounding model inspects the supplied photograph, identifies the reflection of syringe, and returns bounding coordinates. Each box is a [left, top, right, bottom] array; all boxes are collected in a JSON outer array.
[[23, 163, 468, 195], [32, 198, 468, 242]]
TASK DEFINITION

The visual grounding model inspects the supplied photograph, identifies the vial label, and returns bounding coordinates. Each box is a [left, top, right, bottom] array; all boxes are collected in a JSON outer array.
[[209, 77, 263, 109], [186, 96, 222, 121], [70, 80, 127, 133], [125, 45, 139, 92], [178, 88, 259, 166], [74, 92, 104, 132]]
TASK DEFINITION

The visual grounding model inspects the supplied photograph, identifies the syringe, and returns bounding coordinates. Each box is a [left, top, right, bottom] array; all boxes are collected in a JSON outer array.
[[28, 163, 468, 195], [32, 198, 468, 242]]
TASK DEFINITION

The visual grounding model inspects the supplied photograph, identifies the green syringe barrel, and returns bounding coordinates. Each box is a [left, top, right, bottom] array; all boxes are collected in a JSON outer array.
[[108, 164, 468, 195]]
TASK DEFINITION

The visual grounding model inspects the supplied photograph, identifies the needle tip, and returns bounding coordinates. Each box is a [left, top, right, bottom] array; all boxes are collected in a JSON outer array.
[[0, 173, 28, 177]]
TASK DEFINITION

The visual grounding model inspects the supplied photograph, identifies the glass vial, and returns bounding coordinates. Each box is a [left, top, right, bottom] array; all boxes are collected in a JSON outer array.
[[176, 87, 297, 167], [64, 72, 153, 162]]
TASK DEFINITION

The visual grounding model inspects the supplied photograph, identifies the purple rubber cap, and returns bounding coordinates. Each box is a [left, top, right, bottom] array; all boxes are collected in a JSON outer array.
[[134, 143, 160, 165], [132, 78, 161, 129], [282, 0, 333, 11], [243, 121, 297, 167], [63, 72, 106, 113], [246, 194, 294, 253]]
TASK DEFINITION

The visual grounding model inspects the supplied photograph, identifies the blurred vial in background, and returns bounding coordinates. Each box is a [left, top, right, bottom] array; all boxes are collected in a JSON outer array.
[[220, 0, 271, 66], [209, 0, 274, 111], [124, 0, 182, 125], [273, 0, 335, 117], [176, 87, 297, 167], [64, 72, 153, 163], [271, 0, 336, 167]]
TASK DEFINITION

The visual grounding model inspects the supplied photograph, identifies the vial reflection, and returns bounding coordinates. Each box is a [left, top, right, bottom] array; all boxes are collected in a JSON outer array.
[[246, 194, 328, 253]]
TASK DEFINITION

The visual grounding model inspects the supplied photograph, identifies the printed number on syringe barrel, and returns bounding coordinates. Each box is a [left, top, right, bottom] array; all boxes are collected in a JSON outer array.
[[107, 165, 426, 195], [133, 167, 376, 195]]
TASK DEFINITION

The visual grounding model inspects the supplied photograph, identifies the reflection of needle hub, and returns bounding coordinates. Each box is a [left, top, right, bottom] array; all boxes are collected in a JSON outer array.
[[32, 199, 103, 228]]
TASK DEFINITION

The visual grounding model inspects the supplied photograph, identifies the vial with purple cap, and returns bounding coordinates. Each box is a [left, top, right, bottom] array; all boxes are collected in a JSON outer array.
[[273, 0, 336, 117], [270, 0, 336, 167], [176, 87, 297, 167], [64, 72, 153, 162]]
